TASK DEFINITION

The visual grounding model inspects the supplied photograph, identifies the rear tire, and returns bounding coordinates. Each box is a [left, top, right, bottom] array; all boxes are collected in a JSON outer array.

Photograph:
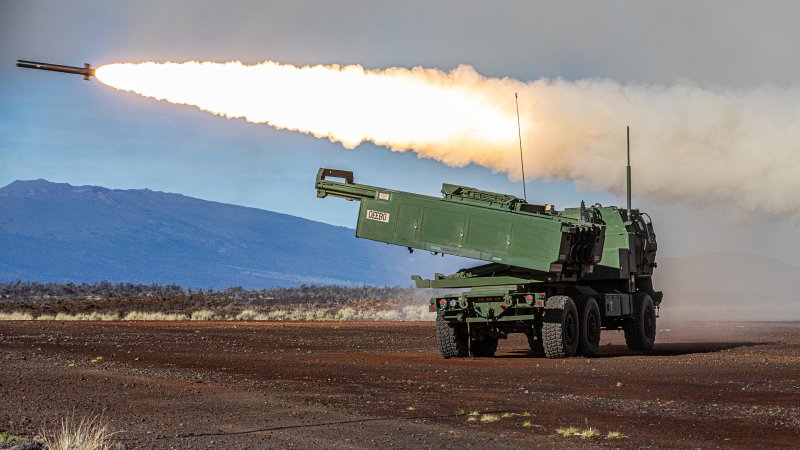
[[624, 295, 656, 352], [576, 298, 601, 357], [542, 296, 579, 358], [436, 312, 468, 358]]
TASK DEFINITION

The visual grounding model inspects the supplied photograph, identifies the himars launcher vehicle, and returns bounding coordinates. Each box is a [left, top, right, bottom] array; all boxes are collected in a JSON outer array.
[[316, 137, 662, 359]]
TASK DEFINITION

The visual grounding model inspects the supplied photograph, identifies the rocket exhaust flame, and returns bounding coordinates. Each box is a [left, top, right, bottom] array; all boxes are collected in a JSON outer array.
[[95, 62, 517, 159], [92, 61, 800, 217]]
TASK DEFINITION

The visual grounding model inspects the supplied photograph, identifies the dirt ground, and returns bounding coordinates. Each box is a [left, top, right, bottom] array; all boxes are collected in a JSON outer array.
[[0, 320, 798, 449]]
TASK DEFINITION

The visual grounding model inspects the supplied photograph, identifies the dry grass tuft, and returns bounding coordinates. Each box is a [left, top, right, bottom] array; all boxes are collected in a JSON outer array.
[[190, 310, 221, 321], [556, 426, 580, 437], [479, 414, 500, 423], [556, 426, 602, 439], [580, 427, 600, 439], [55, 312, 120, 321], [607, 431, 625, 439], [0, 312, 34, 320], [40, 415, 117, 450], [122, 311, 189, 321], [235, 309, 259, 321]]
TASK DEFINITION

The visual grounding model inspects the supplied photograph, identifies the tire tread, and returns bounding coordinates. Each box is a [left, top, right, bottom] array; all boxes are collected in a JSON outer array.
[[623, 295, 656, 352], [436, 312, 468, 358], [576, 297, 601, 357], [542, 295, 578, 358]]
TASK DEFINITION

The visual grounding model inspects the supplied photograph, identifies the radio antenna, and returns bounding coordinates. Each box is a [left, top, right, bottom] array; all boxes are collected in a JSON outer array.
[[626, 126, 632, 220], [515, 93, 527, 202]]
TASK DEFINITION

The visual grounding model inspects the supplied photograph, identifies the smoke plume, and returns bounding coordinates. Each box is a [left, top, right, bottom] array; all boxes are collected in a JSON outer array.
[[94, 61, 800, 217]]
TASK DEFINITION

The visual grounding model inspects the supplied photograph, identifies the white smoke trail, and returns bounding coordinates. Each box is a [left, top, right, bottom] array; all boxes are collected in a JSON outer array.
[[94, 61, 800, 217]]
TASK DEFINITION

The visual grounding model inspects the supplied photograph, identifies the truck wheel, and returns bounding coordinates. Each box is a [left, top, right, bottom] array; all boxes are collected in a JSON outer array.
[[436, 312, 468, 358], [471, 336, 499, 357], [542, 296, 579, 358], [624, 295, 656, 352], [576, 298, 601, 357]]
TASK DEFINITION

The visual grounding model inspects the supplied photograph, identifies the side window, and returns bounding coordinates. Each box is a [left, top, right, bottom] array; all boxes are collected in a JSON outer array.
[[634, 218, 645, 233], [646, 223, 657, 244], [637, 216, 656, 245]]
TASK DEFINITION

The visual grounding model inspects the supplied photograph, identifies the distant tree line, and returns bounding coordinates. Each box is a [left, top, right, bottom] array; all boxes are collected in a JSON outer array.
[[0, 281, 419, 305], [0, 281, 185, 301], [207, 284, 420, 305]]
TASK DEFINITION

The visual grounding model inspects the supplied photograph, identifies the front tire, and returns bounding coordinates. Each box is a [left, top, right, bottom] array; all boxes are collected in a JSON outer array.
[[542, 296, 580, 358], [436, 312, 468, 358], [576, 298, 601, 357], [624, 295, 656, 352]]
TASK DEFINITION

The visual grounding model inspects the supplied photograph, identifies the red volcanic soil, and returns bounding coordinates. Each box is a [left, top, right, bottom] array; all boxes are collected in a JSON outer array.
[[1, 320, 798, 449]]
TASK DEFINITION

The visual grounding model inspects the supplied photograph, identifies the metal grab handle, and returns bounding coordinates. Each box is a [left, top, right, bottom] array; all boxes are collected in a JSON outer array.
[[317, 168, 354, 184]]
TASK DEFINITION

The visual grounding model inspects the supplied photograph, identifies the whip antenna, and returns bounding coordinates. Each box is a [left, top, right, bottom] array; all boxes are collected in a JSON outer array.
[[515, 93, 527, 202], [626, 126, 632, 220]]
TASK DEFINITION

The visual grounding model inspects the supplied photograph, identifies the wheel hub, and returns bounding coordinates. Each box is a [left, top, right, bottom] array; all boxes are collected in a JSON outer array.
[[564, 313, 577, 344], [586, 311, 599, 342], [644, 308, 655, 340]]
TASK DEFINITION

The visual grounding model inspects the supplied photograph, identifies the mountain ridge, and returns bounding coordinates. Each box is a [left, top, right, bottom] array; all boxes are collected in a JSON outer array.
[[0, 179, 463, 288]]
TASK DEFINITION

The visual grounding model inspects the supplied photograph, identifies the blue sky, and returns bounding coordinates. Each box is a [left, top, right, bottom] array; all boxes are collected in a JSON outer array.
[[2, 1, 799, 261]]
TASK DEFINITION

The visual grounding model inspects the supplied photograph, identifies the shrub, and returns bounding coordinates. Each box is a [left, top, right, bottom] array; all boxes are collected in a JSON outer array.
[[556, 426, 580, 437], [40, 415, 117, 450], [122, 311, 188, 321], [580, 428, 600, 439], [236, 309, 259, 321], [190, 310, 220, 321]]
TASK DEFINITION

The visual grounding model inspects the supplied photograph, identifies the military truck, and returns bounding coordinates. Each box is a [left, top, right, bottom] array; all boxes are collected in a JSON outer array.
[[315, 165, 661, 359]]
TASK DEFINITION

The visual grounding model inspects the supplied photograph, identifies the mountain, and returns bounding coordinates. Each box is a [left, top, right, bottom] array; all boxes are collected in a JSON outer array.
[[0, 179, 464, 288]]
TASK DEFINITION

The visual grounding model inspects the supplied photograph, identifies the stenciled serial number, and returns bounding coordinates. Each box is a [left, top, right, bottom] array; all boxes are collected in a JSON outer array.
[[366, 209, 390, 223]]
